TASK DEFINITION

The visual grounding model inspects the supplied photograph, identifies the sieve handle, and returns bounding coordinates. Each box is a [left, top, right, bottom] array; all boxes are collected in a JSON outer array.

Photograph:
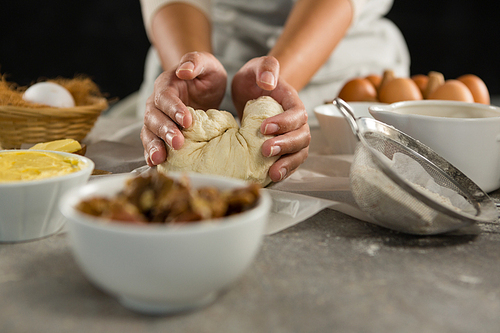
[[333, 98, 359, 138]]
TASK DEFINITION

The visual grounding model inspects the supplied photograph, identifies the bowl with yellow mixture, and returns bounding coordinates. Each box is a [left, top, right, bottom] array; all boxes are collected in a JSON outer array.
[[0, 150, 94, 242]]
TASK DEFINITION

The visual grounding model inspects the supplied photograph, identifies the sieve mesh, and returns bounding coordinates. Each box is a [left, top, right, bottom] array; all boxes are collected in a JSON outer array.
[[333, 98, 497, 235], [363, 132, 472, 201], [350, 139, 474, 234]]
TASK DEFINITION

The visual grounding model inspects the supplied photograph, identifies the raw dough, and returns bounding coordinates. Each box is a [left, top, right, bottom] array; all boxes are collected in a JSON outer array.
[[158, 96, 284, 186]]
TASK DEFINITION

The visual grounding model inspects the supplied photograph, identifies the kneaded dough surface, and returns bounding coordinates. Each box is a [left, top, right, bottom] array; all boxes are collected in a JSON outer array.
[[158, 96, 284, 186]]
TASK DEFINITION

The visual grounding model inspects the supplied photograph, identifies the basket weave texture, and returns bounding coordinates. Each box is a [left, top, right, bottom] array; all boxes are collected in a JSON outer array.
[[0, 96, 108, 149]]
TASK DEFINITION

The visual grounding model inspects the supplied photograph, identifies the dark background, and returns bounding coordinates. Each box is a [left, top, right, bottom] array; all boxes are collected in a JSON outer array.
[[1, 0, 499, 102]]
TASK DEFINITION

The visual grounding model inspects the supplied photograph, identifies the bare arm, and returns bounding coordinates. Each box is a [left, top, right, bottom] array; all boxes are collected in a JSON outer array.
[[141, 3, 227, 166], [150, 3, 212, 70], [269, 0, 353, 91], [246, 0, 353, 181]]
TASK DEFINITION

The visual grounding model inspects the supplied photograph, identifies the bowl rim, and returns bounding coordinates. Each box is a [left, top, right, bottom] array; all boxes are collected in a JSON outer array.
[[369, 100, 500, 122], [59, 172, 272, 236], [313, 101, 386, 117], [383, 99, 500, 109], [0, 149, 94, 187]]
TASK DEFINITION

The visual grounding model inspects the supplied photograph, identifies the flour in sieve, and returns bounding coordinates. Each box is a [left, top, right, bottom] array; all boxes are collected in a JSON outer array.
[[350, 150, 474, 233], [388, 152, 473, 212], [351, 155, 472, 217], [351, 163, 439, 223], [411, 183, 462, 212]]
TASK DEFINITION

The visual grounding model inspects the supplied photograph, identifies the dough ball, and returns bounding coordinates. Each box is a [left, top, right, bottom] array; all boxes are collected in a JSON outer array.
[[158, 96, 284, 186]]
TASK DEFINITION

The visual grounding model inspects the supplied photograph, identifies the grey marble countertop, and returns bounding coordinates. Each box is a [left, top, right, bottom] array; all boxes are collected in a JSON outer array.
[[2, 204, 500, 333]]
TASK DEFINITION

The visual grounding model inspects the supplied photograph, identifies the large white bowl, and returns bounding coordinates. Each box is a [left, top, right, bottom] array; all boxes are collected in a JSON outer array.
[[0, 150, 94, 242], [369, 100, 500, 192], [59, 172, 271, 314], [314, 102, 385, 155]]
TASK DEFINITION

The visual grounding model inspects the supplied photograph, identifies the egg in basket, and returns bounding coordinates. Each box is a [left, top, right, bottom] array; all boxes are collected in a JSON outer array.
[[0, 75, 108, 149]]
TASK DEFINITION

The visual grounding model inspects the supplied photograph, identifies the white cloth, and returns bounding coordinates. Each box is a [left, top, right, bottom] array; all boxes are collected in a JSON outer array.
[[136, 0, 410, 126]]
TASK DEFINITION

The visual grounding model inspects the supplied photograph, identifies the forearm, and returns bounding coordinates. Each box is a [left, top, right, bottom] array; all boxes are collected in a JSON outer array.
[[269, 0, 353, 91], [150, 3, 212, 70]]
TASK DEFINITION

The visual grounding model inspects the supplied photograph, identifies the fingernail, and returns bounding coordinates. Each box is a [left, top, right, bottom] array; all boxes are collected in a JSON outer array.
[[177, 61, 194, 73], [278, 168, 287, 181], [175, 112, 184, 127], [165, 130, 176, 150], [144, 150, 152, 165], [149, 147, 160, 165], [260, 71, 275, 86], [264, 123, 279, 135], [267, 145, 281, 157]]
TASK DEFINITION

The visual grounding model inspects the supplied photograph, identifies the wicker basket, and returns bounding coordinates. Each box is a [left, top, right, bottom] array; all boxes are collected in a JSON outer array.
[[0, 96, 108, 149]]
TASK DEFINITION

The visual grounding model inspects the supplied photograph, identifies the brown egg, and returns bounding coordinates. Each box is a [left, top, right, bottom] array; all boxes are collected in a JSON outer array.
[[427, 79, 474, 102], [378, 77, 423, 103], [424, 71, 445, 99], [457, 74, 490, 104], [337, 78, 377, 102], [377, 69, 395, 94], [411, 74, 428, 96], [365, 75, 382, 89]]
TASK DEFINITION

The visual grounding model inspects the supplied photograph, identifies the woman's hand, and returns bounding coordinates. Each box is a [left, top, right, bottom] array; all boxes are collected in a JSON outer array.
[[141, 52, 227, 166], [232, 56, 311, 182]]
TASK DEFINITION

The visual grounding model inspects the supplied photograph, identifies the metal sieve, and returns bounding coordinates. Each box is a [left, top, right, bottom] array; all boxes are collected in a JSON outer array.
[[333, 98, 498, 235]]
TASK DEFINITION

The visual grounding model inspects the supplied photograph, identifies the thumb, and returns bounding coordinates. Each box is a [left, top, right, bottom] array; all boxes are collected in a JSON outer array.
[[255, 56, 280, 91]]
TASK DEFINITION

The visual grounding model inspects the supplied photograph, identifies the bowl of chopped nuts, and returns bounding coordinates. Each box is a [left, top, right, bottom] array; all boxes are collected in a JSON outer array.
[[59, 170, 271, 314]]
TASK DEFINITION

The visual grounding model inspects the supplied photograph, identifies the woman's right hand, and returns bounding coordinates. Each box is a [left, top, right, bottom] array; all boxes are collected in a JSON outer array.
[[140, 51, 227, 166]]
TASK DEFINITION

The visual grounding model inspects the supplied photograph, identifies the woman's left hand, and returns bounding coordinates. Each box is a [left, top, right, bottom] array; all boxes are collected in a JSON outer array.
[[232, 56, 310, 182]]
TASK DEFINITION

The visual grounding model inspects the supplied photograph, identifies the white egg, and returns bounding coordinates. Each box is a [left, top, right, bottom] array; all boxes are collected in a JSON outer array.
[[22, 82, 75, 108]]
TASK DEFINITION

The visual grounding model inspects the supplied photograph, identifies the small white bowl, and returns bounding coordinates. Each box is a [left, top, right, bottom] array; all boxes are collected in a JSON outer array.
[[369, 100, 500, 192], [314, 102, 385, 155], [59, 172, 271, 315], [0, 150, 94, 242]]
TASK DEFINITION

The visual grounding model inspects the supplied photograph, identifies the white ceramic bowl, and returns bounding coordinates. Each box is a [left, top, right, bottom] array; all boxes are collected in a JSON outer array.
[[59, 172, 272, 314], [314, 102, 385, 154], [0, 150, 94, 242], [369, 100, 500, 192]]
